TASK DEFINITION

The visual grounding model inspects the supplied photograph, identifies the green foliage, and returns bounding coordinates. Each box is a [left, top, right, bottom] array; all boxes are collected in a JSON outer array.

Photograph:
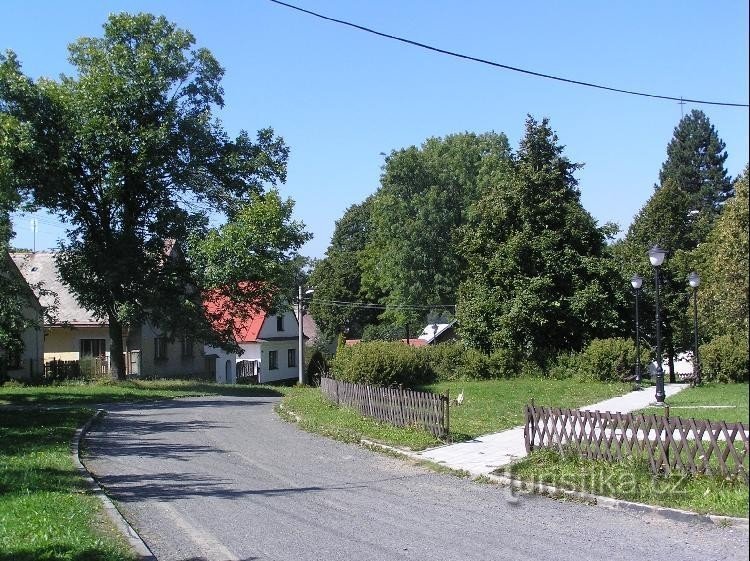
[[700, 333, 749, 383], [1, 14, 303, 378], [360, 322, 405, 342], [457, 116, 625, 357], [309, 197, 380, 339], [576, 337, 640, 382], [695, 168, 749, 340], [332, 341, 433, 387], [361, 132, 512, 327], [546, 352, 581, 380], [659, 109, 733, 214]]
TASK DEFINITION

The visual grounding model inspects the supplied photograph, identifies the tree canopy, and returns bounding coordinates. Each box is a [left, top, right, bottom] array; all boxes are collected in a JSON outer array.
[[0, 13, 308, 378], [457, 116, 624, 357]]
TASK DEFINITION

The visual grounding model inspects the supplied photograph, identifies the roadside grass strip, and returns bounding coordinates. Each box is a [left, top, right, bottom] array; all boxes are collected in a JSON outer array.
[[281, 379, 631, 450], [279, 387, 441, 450], [0, 379, 287, 406], [637, 383, 749, 424], [421, 379, 630, 443], [506, 448, 749, 518], [0, 408, 135, 561], [0, 379, 289, 560]]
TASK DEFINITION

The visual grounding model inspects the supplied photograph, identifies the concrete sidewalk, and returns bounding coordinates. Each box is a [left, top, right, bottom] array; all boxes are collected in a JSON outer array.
[[414, 383, 689, 476]]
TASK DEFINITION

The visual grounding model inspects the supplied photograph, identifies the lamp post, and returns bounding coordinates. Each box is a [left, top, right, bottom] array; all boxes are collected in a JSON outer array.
[[648, 245, 667, 405], [297, 286, 314, 385], [631, 274, 643, 388], [688, 271, 701, 386]]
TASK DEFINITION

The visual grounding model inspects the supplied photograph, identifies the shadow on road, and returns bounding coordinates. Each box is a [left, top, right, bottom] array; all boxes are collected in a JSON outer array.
[[91, 470, 376, 503]]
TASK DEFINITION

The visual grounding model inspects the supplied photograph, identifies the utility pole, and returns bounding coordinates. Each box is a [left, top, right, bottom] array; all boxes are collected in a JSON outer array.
[[297, 285, 304, 385]]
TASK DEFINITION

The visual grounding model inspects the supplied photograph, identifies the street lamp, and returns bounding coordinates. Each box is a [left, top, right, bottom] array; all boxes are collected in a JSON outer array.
[[688, 271, 701, 386], [297, 286, 314, 385], [630, 274, 643, 388], [648, 245, 667, 405]]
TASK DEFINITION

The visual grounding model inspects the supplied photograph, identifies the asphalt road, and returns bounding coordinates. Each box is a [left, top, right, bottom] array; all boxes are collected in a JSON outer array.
[[83, 395, 749, 561]]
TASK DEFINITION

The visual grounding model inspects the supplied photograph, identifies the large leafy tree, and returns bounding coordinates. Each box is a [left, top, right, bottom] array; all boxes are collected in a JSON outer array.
[[457, 116, 625, 357], [695, 167, 749, 339], [0, 13, 306, 379], [0, 114, 30, 374], [361, 132, 512, 328], [308, 197, 379, 340]]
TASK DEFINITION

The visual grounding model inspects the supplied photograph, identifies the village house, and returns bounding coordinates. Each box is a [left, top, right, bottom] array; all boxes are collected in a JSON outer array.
[[2, 252, 44, 381], [10, 252, 208, 378]]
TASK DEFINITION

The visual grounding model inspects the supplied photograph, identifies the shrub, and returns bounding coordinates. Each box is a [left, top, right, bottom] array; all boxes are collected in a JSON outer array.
[[423, 343, 465, 381], [700, 333, 749, 383], [486, 348, 524, 378], [577, 338, 639, 382], [424, 343, 522, 380], [547, 352, 581, 380], [331, 341, 433, 387]]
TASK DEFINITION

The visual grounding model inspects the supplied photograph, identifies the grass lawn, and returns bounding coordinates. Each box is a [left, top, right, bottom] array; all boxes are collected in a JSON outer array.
[[0, 379, 288, 560], [0, 378, 287, 406], [508, 449, 749, 518], [0, 407, 135, 560], [638, 383, 749, 424], [280, 378, 631, 450]]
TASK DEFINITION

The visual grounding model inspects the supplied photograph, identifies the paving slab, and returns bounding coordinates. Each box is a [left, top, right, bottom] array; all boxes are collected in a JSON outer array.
[[415, 383, 689, 476]]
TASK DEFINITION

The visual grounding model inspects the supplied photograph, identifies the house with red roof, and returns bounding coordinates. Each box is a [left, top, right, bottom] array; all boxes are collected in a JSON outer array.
[[203, 289, 303, 384]]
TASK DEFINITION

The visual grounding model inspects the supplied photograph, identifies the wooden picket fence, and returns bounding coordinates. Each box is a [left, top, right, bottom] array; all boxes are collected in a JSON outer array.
[[524, 403, 749, 483], [43, 357, 109, 383], [320, 377, 450, 439]]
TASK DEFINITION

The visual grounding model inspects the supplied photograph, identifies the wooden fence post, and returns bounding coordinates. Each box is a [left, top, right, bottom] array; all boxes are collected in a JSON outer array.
[[529, 397, 535, 453], [444, 390, 450, 441]]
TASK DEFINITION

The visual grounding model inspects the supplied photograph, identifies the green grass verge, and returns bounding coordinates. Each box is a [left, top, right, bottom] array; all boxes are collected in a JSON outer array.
[[638, 383, 749, 424], [0, 378, 288, 405], [507, 448, 749, 518], [0, 407, 135, 560], [0, 379, 289, 560], [421, 379, 631, 442], [279, 387, 441, 449], [281, 378, 631, 450]]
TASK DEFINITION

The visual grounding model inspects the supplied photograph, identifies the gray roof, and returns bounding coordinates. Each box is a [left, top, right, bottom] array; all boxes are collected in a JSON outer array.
[[9, 252, 105, 326]]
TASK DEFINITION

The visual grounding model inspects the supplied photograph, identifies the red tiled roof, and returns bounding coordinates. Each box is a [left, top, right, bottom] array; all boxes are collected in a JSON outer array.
[[203, 284, 268, 343]]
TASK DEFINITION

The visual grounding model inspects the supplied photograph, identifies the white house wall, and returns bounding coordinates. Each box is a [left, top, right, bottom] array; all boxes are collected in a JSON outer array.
[[257, 310, 299, 340], [205, 345, 237, 384], [257, 340, 299, 383]]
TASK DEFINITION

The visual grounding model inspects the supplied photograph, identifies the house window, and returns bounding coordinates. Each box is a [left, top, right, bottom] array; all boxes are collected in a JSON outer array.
[[80, 339, 106, 357], [276, 315, 284, 331], [288, 348, 296, 368], [181, 337, 194, 358], [154, 337, 168, 360], [268, 350, 278, 370]]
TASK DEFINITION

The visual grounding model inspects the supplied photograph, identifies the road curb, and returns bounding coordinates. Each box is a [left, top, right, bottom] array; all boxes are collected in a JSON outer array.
[[72, 409, 157, 561], [360, 439, 749, 529]]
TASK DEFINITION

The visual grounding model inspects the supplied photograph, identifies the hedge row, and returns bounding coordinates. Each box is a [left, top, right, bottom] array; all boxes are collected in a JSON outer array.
[[330, 335, 748, 388]]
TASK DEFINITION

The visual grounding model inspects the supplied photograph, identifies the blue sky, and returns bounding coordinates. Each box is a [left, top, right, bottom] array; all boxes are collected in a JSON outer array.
[[4, 0, 749, 258]]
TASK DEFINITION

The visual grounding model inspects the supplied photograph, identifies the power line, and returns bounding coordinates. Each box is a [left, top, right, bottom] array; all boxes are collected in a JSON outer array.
[[267, 0, 749, 109], [307, 298, 455, 311]]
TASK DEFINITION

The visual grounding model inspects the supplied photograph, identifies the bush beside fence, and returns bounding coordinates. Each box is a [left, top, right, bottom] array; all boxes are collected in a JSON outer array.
[[524, 404, 749, 483], [320, 377, 449, 439]]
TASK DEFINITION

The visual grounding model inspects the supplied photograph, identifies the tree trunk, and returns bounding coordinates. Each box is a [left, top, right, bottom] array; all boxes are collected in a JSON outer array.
[[108, 317, 127, 381], [667, 338, 676, 384]]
